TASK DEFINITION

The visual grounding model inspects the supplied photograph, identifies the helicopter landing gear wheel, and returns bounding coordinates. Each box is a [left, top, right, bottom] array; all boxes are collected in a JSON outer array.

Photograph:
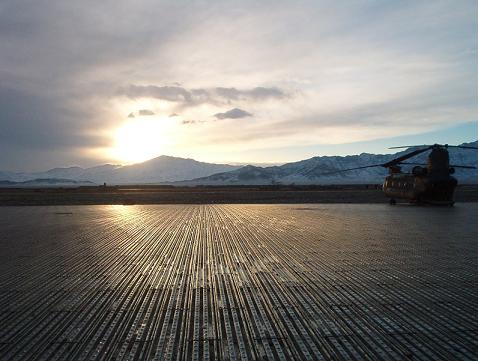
[[389, 198, 396, 205]]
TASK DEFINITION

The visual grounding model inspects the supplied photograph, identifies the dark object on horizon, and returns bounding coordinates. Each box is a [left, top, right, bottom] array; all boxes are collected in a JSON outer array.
[[316, 144, 478, 206]]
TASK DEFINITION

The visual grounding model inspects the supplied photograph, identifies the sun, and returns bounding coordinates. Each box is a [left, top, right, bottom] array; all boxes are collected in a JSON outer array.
[[110, 118, 172, 164]]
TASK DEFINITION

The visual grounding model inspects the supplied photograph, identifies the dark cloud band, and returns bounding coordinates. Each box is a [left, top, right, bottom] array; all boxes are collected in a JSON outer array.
[[214, 108, 252, 120], [139, 109, 155, 116], [118, 85, 285, 105]]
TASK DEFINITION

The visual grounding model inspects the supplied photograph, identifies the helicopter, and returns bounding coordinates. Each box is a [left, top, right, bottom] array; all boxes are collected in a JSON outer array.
[[321, 144, 477, 206]]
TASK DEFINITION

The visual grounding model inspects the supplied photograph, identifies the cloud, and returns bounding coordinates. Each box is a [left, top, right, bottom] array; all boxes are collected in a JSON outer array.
[[169, 113, 179, 117], [127, 112, 135, 118], [119, 85, 285, 105], [0, 85, 109, 170], [121, 85, 192, 102], [0, 86, 104, 150], [182, 119, 205, 125], [214, 87, 241, 100], [245, 87, 285, 99], [138, 109, 155, 116], [214, 108, 252, 120], [1, 0, 478, 170]]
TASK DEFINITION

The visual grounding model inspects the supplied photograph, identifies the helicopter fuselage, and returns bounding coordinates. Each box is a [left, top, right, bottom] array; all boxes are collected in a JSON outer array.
[[317, 143, 475, 205], [383, 172, 457, 205]]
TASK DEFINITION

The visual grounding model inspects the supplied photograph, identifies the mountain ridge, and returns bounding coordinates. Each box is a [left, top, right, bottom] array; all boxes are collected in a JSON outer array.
[[1, 141, 477, 185], [180, 140, 478, 185], [0, 155, 240, 185], [0, 178, 95, 186]]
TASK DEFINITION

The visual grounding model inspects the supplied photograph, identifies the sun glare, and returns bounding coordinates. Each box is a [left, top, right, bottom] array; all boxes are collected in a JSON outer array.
[[110, 118, 172, 164]]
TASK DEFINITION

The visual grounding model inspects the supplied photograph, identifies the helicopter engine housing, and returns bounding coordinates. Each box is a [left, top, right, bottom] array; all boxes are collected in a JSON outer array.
[[412, 166, 427, 176]]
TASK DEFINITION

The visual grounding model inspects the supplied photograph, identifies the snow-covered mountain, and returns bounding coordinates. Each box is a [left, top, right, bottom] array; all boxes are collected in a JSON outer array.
[[0, 156, 240, 185], [2, 141, 477, 186], [183, 140, 478, 185]]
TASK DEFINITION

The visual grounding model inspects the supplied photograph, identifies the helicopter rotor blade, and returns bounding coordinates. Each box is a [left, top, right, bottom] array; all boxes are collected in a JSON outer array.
[[314, 164, 385, 177], [382, 146, 433, 167], [446, 145, 478, 150], [451, 165, 477, 169], [305, 142, 477, 177], [389, 145, 430, 149], [399, 162, 476, 169], [390, 144, 478, 150], [398, 162, 428, 165], [309, 147, 433, 176]]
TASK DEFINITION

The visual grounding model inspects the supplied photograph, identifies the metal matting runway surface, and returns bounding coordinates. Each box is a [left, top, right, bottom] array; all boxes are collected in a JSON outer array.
[[0, 204, 477, 360]]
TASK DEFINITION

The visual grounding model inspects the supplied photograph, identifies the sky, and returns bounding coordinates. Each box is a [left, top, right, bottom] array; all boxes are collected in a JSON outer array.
[[1, 0, 478, 171]]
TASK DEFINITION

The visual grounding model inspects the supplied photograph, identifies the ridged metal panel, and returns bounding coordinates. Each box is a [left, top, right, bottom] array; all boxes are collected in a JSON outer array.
[[0, 204, 477, 360]]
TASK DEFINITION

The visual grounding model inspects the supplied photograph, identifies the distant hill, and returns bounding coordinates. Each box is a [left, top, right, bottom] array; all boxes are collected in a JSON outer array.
[[182, 140, 478, 185], [2, 141, 477, 186], [0, 178, 95, 187], [0, 156, 240, 185]]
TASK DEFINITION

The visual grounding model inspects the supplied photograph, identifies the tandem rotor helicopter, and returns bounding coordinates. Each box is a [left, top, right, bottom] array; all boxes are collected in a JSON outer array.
[[324, 144, 478, 206]]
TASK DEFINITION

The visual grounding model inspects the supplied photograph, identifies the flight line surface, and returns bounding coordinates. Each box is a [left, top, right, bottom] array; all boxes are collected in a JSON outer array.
[[0, 204, 477, 360]]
